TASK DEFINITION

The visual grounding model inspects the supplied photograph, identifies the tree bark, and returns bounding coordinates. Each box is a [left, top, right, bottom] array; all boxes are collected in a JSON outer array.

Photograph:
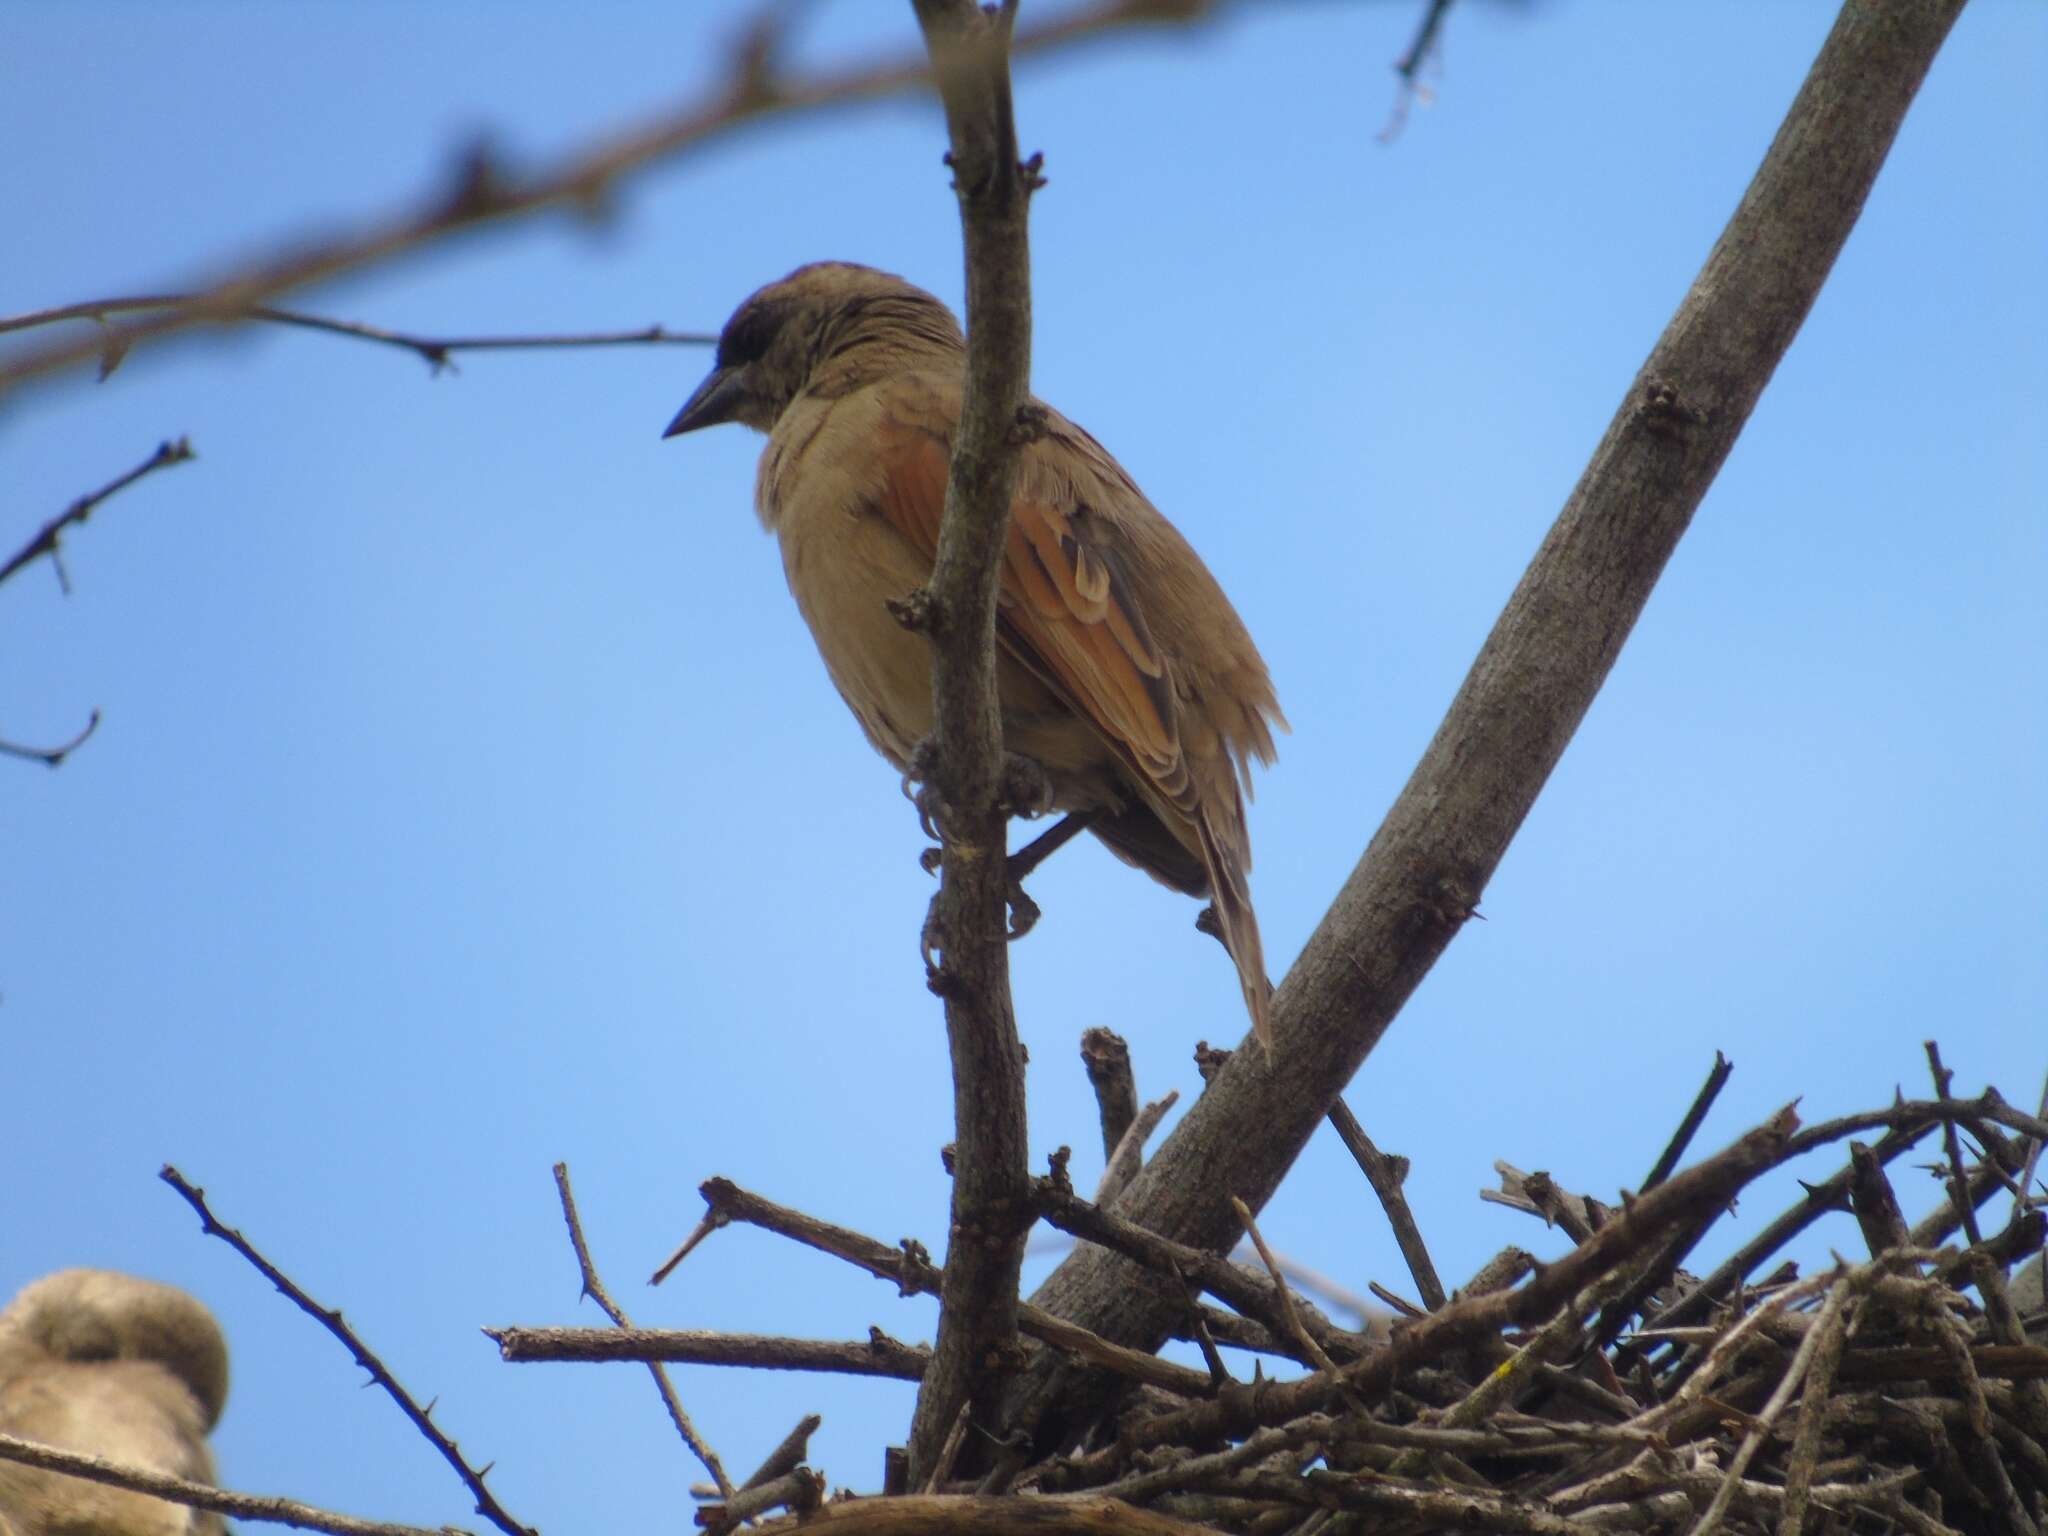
[[1003, 0, 1970, 1455]]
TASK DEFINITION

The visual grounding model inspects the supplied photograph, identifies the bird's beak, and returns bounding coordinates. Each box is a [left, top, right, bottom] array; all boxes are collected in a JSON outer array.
[[663, 364, 750, 438]]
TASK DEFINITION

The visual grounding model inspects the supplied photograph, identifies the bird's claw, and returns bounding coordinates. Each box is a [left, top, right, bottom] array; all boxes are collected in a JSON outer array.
[[998, 751, 1055, 820], [1005, 879, 1041, 940], [900, 738, 949, 842]]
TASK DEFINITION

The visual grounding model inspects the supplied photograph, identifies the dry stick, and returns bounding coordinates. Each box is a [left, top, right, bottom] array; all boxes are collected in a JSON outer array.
[[1078, 1422, 1311, 1507], [1034, 1170, 1359, 1361], [1683, 1269, 1854, 1536], [1928, 1041, 1987, 1248], [0, 1431, 451, 1536], [1080, 1028, 1138, 1162], [1233, 1466, 1596, 1536], [1050, 1109, 1800, 1485], [740, 1414, 822, 1492], [1642, 1051, 1734, 1192], [1776, 1285, 1861, 1536], [899, 0, 1041, 1486], [1925, 1295, 2040, 1536], [489, 1325, 931, 1379], [0, 708, 100, 768], [1004, 0, 1970, 1453], [158, 1166, 536, 1536], [0, 0, 1220, 399], [1378, 0, 1455, 143], [2014, 1072, 2048, 1215], [1097, 1091, 1179, 1206], [551, 1162, 732, 1497], [0, 295, 711, 375], [753, 1494, 1219, 1536], [640, 1177, 1213, 1397], [921, 1400, 975, 1494], [1, 436, 195, 591], [1642, 1113, 1941, 1339], [699, 1469, 824, 1530], [1229, 1197, 1342, 1378], [1848, 1139, 1914, 1257], [1325, 1098, 1446, 1310]]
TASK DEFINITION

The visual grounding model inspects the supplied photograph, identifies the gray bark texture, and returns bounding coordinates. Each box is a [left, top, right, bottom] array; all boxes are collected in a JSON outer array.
[[1001, 0, 1970, 1455]]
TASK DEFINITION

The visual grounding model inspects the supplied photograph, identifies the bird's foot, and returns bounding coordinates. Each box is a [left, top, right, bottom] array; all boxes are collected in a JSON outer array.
[[1195, 903, 1228, 950], [900, 738, 950, 843], [906, 742, 1059, 945], [902, 740, 1053, 846], [1004, 880, 1042, 940], [998, 751, 1055, 820]]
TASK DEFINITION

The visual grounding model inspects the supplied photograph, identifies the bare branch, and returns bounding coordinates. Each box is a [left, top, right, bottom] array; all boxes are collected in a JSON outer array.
[[551, 1162, 732, 1497], [901, 0, 1042, 1483], [489, 1325, 931, 1380], [1379, 0, 1455, 143], [1007, 0, 1971, 1450], [0, 295, 711, 377], [740, 1414, 822, 1493], [1079, 1028, 1138, 1165], [1, 437, 195, 592], [0, 1, 1219, 399], [1642, 1051, 1734, 1192], [1095, 1091, 1177, 1206], [0, 709, 101, 768], [0, 1431, 453, 1536], [1325, 1098, 1446, 1310], [158, 1165, 535, 1536], [753, 1492, 1219, 1536]]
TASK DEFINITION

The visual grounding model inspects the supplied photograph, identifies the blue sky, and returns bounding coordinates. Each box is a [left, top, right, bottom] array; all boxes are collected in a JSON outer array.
[[2, 2, 2041, 1529]]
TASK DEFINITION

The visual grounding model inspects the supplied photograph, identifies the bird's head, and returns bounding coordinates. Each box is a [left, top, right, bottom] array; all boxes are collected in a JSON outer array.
[[0, 1269, 231, 1429], [663, 262, 962, 438]]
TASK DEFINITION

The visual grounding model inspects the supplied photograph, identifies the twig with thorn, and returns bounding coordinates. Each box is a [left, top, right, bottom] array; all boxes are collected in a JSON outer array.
[[158, 1165, 536, 1536], [552, 1162, 733, 1497]]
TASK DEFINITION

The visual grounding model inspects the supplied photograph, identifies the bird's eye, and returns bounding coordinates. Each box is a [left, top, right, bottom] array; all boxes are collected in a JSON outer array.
[[718, 302, 782, 369]]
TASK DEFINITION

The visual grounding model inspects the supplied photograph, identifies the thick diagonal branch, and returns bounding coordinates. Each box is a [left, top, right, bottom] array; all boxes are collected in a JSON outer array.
[[1003, 0, 1969, 1455]]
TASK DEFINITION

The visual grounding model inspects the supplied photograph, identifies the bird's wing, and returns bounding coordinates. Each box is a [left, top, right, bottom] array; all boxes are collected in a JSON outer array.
[[868, 383, 1273, 1049], [869, 399, 1197, 821]]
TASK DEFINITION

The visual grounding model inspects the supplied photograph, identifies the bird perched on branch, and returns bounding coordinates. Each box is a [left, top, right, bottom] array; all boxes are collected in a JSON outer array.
[[0, 1269, 229, 1536], [665, 262, 1284, 1046]]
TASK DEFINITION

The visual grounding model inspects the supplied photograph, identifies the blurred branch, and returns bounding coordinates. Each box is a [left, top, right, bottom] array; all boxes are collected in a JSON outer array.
[[0, 1431, 452, 1536], [0, 709, 100, 768], [900, 0, 1042, 1486], [1379, 0, 1454, 142], [159, 1165, 536, 1536], [0, 295, 713, 378], [1006, 0, 1971, 1452], [0, 0, 1223, 399], [552, 1162, 733, 1497], [1, 436, 194, 769], [1, 437, 194, 593]]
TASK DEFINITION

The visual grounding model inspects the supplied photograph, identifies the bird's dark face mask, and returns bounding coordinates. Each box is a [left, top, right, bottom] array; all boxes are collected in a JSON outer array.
[[664, 292, 804, 438]]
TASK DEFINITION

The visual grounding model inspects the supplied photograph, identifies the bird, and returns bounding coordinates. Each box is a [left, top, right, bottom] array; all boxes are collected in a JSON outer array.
[[0, 1269, 229, 1536], [665, 262, 1285, 1046]]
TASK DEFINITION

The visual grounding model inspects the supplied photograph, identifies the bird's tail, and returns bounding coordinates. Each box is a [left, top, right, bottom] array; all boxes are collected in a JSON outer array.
[[1196, 812, 1273, 1053]]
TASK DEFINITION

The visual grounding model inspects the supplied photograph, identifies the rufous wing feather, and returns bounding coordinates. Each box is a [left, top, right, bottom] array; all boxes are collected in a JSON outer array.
[[870, 394, 1273, 1048]]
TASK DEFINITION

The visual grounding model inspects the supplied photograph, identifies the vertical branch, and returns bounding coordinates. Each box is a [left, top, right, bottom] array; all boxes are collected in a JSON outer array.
[[904, 0, 1041, 1486], [1005, 0, 1970, 1452]]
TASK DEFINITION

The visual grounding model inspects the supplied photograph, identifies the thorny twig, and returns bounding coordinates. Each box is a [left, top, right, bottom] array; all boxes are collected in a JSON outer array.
[[159, 1165, 536, 1536], [552, 1162, 732, 1497]]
